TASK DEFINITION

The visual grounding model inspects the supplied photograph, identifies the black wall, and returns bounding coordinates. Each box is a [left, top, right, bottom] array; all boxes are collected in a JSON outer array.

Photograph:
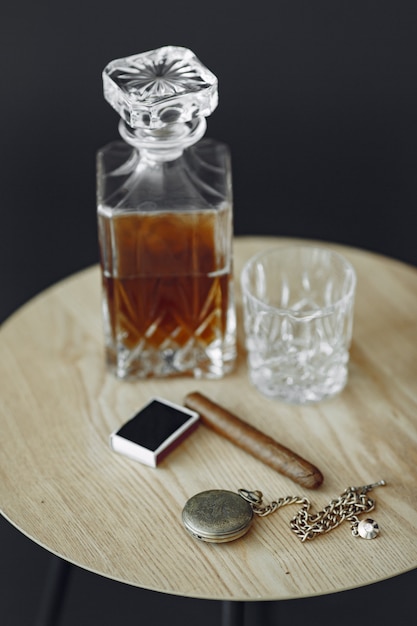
[[2, 0, 417, 323]]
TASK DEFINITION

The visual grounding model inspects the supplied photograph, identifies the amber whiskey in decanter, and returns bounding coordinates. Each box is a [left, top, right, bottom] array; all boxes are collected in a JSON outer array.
[[97, 46, 236, 379]]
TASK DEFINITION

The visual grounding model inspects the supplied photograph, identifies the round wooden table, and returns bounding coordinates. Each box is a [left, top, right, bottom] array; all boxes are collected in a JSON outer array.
[[1, 237, 416, 601]]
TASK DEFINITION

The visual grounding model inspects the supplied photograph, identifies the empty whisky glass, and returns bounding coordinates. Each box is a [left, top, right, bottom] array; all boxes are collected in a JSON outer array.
[[241, 245, 356, 403]]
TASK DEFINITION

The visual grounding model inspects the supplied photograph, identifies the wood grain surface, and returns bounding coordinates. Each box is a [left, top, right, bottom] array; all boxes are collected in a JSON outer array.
[[1, 237, 416, 601]]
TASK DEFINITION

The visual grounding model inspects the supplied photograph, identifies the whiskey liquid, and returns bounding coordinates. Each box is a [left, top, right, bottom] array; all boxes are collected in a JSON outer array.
[[98, 206, 236, 379]]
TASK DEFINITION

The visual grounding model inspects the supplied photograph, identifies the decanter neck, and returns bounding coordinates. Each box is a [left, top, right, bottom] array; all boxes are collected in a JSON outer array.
[[118, 117, 207, 161]]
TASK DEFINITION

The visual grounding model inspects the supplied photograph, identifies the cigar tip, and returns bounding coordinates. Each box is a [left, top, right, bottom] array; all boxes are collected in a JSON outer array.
[[184, 391, 202, 402], [301, 469, 324, 490]]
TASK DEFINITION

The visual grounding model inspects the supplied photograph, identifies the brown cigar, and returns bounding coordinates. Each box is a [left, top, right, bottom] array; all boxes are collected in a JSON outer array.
[[184, 392, 323, 490]]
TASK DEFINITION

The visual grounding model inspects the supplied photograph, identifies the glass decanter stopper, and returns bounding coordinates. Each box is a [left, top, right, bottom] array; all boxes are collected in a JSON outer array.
[[97, 46, 236, 379]]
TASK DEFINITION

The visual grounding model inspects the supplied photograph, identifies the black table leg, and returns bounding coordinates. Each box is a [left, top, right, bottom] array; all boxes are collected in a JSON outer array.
[[34, 556, 71, 626], [222, 600, 245, 626]]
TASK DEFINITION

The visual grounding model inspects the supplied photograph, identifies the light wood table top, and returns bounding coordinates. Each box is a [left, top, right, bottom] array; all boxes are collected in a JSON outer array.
[[1, 237, 417, 601]]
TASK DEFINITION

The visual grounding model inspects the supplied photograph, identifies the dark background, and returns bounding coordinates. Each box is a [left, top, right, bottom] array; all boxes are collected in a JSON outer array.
[[1, 1, 417, 624]]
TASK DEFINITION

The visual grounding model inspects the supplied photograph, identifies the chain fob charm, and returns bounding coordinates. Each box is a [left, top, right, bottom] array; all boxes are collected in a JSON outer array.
[[356, 518, 380, 539], [182, 481, 386, 544]]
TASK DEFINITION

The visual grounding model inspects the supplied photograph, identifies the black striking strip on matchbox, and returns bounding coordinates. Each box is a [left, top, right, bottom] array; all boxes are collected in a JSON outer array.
[[110, 397, 199, 467]]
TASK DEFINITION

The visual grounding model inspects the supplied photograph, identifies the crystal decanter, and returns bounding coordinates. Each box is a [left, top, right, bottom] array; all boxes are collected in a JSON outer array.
[[97, 46, 236, 379]]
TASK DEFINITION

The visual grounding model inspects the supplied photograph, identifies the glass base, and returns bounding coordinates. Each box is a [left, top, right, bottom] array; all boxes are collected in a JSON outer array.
[[106, 339, 236, 380], [248, 354, 349, 404]]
